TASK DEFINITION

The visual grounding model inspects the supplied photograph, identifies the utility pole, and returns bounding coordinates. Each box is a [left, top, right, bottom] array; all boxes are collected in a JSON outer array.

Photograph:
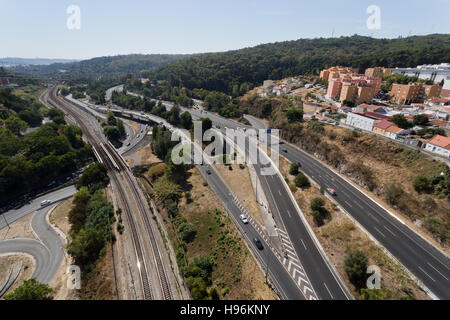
[[2, 213, 9, 229]]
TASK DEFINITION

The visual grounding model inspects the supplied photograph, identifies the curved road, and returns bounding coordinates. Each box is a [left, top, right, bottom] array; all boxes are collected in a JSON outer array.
[[0, 203, 67, 285]]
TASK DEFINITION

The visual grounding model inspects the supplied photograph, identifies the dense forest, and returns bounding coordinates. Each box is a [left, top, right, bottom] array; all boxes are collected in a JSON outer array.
[[143, 34, 450, 95], [0, 88, 93, 205], [10, 54, 190, 80]]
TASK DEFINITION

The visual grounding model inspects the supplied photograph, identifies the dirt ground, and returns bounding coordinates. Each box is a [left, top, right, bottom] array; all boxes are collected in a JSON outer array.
[[0, 254, 35, 298], [309, 125, 449, 255], [214, 164, 265, 228], [135, 145, 161, 165], [0, 214, 36, 240], [279, 156, 429, 300], [177, 169, 278, 300], [48, 198, 79, 300]]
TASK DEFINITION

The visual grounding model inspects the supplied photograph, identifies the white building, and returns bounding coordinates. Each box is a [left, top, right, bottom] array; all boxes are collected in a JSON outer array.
[[344, 112, 378, 131], [391, 63, 450, 90], [425, 135, 450, 158]]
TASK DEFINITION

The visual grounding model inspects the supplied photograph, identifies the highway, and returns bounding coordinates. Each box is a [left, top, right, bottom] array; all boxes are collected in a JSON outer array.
[[97, 94, 349, 299], [275, 138, 450, 299], [233, 113, 450, 299], [105, 87, 450, 299]]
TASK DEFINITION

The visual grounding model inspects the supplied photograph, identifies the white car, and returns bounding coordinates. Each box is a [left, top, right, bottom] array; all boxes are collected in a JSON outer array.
[[40, 200, 52, 207], [239, 214, 249, 224]]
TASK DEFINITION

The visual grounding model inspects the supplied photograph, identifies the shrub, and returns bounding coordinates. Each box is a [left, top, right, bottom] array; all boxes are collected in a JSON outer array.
[[178, 222, 197, 243], [383, 182, 404, 207], [344, 250, 368, 289], [412, 175, 432, 194], [289, 184, 297, 192], [310, 197, 325, 211], [289, 162, 300, 176], [311, 210, 324, 226], [295, 173, 310, 188]]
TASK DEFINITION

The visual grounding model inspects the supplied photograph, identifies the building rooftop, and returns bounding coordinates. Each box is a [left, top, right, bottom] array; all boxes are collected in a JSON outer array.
[[374, 119, 394, 130], [428, 135, 450, 149]]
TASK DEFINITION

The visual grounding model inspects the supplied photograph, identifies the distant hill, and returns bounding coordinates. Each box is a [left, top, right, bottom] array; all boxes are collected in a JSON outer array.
[[144, 34, 450, 95], [0, 57, 77, 67], [9, 54, 191, 80]]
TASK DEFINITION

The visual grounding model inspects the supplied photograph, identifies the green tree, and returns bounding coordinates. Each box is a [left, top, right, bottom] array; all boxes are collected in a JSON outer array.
[[412, 114, 429, 126], [286, 108, 303, 123], [67, 228, 105, 268], [344, 250, 368, 289], [289, 162, 299, 176], [5, 115, 28, 135], [391, 114, 412, 129], [295, 173, 310, 189], [4, 279, 53, 300], [77, 163, 109, 192], [180, 111, 193, 130]]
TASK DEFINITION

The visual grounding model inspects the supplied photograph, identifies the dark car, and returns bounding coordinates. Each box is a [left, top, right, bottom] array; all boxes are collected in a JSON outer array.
[[206, 169, 212, 175], [254, 238, 264, 250]]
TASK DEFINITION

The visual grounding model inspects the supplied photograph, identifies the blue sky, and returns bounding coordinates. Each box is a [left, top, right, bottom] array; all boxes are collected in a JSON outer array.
[[0, 0, 449, 59]]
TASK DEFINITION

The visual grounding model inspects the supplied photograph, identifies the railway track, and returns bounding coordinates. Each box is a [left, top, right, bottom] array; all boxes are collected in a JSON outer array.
[[103, 142, 173, 300], [46, 87, 155, 300]]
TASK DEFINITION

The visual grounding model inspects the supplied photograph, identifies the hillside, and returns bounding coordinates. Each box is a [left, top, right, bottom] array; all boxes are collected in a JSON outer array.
[[0, 57, 77, 67], [144, 34, 450, 95], [10, 54, 190, 80]]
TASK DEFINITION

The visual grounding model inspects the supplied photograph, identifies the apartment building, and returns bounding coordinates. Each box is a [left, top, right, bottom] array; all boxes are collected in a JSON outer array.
[[392, 63, 450, 90], [365, 67, 391, 78], [322, 66, 380, 104], [391, 83, 442, 105], [320, 66, 359, 82], [390, 83, 422, 104], [339, 82, 357, 103]]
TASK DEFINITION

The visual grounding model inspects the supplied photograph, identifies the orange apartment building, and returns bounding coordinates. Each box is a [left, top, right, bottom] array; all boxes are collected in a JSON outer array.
[[365, 67, 391, 78], [390, 83, 442, 104], [323, 66, 382, 104], [340, 82, 358, 103]]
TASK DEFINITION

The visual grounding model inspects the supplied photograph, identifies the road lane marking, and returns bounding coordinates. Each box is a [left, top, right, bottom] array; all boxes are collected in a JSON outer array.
[[427, 263, 448, 281], [383, 226, 396, 237], [344, 201, 353, 208], [374, 227, 386, 238], [301, 239, 307, 250], [324, 283, 334, 299], [418, 266, 436, 282], [286, 210, 292, 218]]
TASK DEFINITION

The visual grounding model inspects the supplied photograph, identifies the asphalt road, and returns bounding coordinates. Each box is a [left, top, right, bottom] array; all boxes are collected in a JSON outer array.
[[0, 204, 65, 284], [200, 109, 450, 299], [0, 185, 77, 230], [112, 89, 450, 299], [196, 163, 305, 300], [275, 139, 450, 299]]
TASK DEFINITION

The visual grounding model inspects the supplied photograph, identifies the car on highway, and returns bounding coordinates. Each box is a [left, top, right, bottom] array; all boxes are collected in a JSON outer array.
[[253, 238, 264, 250], [282, 148, 288, 153], [40, 200, 52, 207], [206, 169, 212, 175], [326, 187, 337, 196], [239, 214, 249, 224], [126, 142, 131, 146]]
